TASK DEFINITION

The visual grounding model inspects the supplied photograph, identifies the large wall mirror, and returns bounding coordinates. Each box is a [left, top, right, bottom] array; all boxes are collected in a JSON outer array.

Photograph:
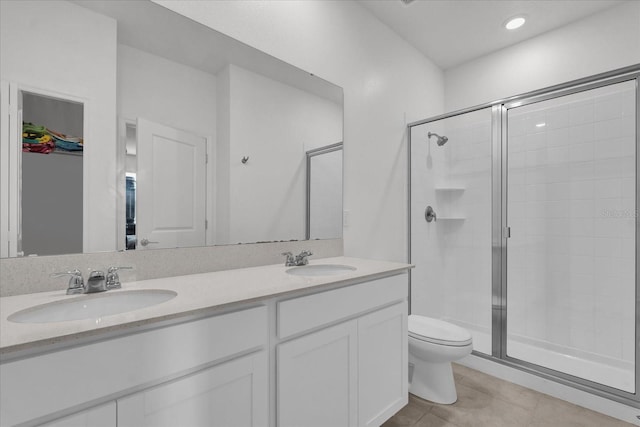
[[0, 0, 343, 258]]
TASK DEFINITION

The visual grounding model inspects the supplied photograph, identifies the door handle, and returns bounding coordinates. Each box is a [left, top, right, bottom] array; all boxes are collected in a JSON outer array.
[[140, 238, 159, 247]]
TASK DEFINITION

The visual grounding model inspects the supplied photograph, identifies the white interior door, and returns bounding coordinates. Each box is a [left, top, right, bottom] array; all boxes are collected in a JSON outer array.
[[136, 118, 206, 250]]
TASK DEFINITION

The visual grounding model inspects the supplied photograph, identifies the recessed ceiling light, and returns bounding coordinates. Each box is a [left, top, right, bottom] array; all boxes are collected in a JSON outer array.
[[505, 16, 526, 30]]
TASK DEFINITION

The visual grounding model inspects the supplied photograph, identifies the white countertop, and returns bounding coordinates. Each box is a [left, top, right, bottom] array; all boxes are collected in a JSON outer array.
[[0, 257, 411, 356]]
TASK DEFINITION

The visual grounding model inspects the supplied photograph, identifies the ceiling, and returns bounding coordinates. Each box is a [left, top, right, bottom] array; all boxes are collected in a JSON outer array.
[[358, 0, 625, 70]]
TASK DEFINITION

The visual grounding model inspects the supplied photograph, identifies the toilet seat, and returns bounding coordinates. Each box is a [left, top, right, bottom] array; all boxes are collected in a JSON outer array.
[[409, 315, 472, 347]]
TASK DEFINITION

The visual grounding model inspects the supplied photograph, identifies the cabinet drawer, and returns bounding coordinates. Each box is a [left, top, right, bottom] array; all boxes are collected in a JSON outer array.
[[1, 305, 267, 427], [278, 273, 407, 339]]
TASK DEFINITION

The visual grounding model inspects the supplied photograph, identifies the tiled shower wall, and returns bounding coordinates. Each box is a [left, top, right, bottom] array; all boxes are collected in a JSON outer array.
[[506, 80, 636, 365], [411, 108, 493, 354]]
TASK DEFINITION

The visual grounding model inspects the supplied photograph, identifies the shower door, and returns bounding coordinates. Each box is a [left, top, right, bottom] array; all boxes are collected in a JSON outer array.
[[409, 107, 494, 355], [409, 67, 640, 405], [504, 79, 637, 393]]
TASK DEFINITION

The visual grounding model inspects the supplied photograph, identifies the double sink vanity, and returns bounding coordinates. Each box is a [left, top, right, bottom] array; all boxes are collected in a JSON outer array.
[[0, 2, 409, 425], [0, 257, 411, 427]]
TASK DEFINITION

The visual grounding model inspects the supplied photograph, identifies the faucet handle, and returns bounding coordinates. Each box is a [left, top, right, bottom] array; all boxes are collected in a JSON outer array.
[[51, 269, 85, 295], [295, 250, 313, 266], [106, 266, 133, 290], [282, 252, 296, 266], [107, 266, 133, 273], [51, 269, 82, 278]]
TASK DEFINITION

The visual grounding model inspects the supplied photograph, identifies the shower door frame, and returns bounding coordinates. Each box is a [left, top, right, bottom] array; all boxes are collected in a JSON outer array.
[[407, 64, 640, 408]]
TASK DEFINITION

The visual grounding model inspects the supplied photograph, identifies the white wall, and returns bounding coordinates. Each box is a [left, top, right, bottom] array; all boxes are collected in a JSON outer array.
[[154, 0, 444, 261], [21, 152, 83, 256], [117, 44, 217, 139], [216, 64, 342, 244], [445, 1, 640, 111], [0, 0, 117, 253]]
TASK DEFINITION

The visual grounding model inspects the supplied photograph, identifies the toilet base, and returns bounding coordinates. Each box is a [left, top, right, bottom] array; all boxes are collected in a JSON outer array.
[[408, 355, 458, 404]]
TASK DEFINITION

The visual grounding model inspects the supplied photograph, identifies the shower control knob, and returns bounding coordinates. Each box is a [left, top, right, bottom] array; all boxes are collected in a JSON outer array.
[[425, 206, 437, 223]]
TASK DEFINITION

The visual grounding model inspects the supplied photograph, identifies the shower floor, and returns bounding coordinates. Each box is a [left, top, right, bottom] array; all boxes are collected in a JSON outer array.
[[459, 324, 634, 393]]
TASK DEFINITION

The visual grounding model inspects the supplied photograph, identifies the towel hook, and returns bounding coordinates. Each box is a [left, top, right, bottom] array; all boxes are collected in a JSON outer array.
[[241, 156, 249, 164]]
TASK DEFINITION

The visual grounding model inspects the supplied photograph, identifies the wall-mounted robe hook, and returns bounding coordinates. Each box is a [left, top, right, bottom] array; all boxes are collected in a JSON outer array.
[[241, 156, 249, 164]]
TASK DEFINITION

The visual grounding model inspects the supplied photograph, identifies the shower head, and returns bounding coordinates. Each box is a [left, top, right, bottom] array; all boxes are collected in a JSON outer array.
[[428, 132, 448, 146]]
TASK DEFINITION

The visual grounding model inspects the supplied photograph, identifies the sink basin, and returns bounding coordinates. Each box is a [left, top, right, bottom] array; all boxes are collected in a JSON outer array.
[[8, 290, 177, 323], [286, 264, 356, 277]]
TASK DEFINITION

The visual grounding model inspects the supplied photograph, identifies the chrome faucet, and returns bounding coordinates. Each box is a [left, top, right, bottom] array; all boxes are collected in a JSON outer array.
[[282, 252, 297, 266], [282, 250, 313, 266], [106, 266, 132, 290], [86, 270, 107, 293], [295, 250, 313, 266], [51, 269, 85, 295], [52, 266, 133, 294]]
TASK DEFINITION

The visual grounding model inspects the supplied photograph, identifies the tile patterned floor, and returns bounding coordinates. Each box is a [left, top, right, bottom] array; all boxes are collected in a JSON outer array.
[[383, 363, 634, 427]]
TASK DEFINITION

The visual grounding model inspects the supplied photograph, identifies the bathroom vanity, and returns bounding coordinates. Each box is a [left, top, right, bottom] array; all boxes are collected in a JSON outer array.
[[0, 257, 410, 427]]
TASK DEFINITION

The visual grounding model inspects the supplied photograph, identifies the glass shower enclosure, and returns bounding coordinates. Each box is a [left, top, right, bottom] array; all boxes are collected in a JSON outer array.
[[408, 66, 640, 406]]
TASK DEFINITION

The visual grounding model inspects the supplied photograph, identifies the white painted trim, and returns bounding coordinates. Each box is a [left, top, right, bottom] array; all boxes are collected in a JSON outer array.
[[7, 82, 19, 258], [0, 80, 11, 258], [206, 133, 216, 246]]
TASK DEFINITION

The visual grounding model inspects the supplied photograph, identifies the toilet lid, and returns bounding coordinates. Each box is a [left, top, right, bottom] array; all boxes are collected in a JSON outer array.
[[408, 315, 473, 346]]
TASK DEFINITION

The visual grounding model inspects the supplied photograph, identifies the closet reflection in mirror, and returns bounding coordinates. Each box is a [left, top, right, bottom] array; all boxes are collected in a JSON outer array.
[[21, 92, 84, 256], [0, 0, 344, 258]]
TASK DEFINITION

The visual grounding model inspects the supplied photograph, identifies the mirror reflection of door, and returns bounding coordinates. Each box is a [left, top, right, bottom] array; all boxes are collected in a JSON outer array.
[[306, 143, 343, 240], [134, 118, 207, 250], [19, 90, 84, 256]]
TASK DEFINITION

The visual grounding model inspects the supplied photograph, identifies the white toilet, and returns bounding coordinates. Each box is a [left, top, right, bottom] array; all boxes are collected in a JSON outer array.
[[408, 315, 473, 404]]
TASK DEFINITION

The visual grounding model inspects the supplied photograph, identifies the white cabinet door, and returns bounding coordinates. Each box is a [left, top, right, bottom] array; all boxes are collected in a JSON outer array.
[[358, 303, 408, 427], [37, 402, 116, 427], [277, 321, 358, 427], [118, 351, 268, 427]]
